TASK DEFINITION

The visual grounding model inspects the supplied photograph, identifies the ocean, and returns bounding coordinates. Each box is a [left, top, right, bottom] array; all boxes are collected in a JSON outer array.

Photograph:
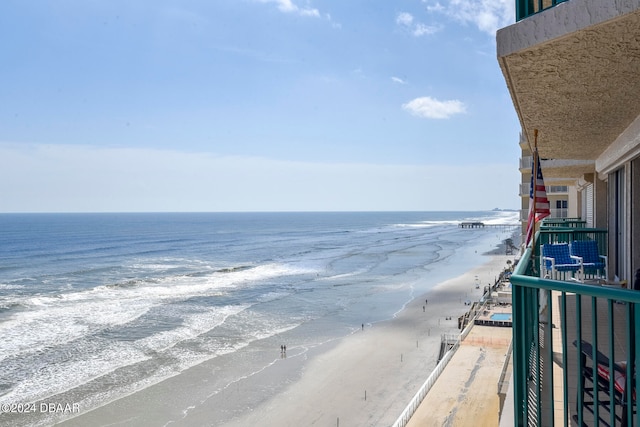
[[0, 211, 518, 426]]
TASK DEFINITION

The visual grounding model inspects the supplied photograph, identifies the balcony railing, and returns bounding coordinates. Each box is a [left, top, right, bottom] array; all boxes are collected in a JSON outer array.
[[516, 0, 570, 21], [521, 156, 533, 170], [540, 217, 587, 230], [519, 209, 570, 222], [509, 226, 640, 426], [549, 208, 569, 219], [520, 182, 569, 197]]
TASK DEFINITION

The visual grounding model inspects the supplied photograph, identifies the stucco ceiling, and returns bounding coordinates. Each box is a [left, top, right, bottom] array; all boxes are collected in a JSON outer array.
[[499, 10, 640, 163]]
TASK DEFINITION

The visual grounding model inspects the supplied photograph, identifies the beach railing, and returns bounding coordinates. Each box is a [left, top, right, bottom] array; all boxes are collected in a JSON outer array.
[[391, 339, 460, 427], [392, 297, 490, 427], [497, 339, 513, 394], [392, 267, 513, 426], [497, 338, 514, 415], [460, 309, 478, 341]]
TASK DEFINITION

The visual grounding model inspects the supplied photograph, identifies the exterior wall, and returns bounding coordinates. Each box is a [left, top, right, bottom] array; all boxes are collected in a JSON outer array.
[[594, 176, 608, 228], [632, 156, 640, 278], [598, 114, 640, 280], [568, 186, 579, 218], [597, 113, 640, 178]]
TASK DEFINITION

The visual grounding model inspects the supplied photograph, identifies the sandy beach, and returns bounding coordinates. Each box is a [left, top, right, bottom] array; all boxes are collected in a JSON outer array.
[[59, 252, 514, 427]]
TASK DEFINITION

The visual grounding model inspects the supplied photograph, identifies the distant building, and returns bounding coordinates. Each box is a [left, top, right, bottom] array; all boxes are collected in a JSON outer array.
[[518, 131, 581, 241]]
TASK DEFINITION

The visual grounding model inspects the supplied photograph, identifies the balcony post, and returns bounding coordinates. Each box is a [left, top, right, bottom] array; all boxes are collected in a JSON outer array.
[[540, 289, 554, 426], [512, 283, 527, 425]]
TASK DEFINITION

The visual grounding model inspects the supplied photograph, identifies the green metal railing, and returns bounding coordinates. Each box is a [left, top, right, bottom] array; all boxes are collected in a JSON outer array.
[[511, 231, 640, 426], [541, 218, 586, 229], [516, 0, 570, 21]]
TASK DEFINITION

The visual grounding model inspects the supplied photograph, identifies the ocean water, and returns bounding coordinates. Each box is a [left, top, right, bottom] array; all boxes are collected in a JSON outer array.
[[0, 211, 518, 426]]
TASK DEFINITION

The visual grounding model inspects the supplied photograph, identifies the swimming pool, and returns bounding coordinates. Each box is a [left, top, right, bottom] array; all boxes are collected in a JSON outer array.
[[490, 313, 512, 321]]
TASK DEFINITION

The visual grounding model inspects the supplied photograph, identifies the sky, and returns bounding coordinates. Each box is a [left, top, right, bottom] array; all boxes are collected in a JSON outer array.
[[0, 0, 521, 213]]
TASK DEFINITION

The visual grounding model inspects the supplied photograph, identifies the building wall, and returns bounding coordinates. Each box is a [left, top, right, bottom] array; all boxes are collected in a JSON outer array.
[[568, 186, 579, 218], [594, 176, 608, 228], [632, 157, 640, 279]]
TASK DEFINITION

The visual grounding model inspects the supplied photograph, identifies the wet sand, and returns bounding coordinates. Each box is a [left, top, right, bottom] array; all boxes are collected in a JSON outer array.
[[59, 255, 514, 427]]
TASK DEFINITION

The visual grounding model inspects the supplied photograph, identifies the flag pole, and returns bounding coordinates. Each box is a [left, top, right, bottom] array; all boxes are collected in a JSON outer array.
[[531, 129, 539, 248]]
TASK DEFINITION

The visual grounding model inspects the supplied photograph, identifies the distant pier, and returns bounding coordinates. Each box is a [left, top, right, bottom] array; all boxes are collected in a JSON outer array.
[[459, 222, 485, 228], [458, 222, 520, 230]]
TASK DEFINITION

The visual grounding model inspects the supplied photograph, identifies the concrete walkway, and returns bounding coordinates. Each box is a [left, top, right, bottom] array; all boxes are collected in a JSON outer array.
[[406, 325, 512, 427]]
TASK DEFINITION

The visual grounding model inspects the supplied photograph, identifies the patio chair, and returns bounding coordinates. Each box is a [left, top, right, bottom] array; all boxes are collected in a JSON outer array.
[[570, 240, 608, 279], [541, 243, 583, 280], [573, 339, 636, 426]]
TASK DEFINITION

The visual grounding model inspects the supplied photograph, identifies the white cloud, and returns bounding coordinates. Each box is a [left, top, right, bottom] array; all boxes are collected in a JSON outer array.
[[402, 96, 466, 119], [396, 11, 441, 37], [412, 23, 440, 36], [423, 0, 514, 35], [391, 76, 407, 84], [396, 12, 414, 27], [426, 2, 445, 12], [256, 0, 320, 17]]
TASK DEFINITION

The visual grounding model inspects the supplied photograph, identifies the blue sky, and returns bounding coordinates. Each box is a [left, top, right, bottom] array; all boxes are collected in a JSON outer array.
[[0, 0, 520, 212]]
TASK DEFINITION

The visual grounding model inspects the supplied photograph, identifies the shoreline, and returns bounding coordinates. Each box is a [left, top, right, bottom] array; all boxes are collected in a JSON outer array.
[[58, 252, 515, 427], [224, 254, 515, 427]]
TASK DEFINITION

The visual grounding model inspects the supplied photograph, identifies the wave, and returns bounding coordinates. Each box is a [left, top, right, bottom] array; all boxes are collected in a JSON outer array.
[[0, 262, 315, 362], [0, 297, 306, 409], [0, 261, 316, 407], [390, 214, 514, 230], [400, 220, 460, 228], [214, 265, 254, 274], [319, 267, 373, 281], [481, 211, 520, 225], [0, 283, 25, 290]]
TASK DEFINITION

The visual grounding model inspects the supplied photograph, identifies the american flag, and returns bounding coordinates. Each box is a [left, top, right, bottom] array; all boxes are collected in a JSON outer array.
[[525, 153, 551, 246]]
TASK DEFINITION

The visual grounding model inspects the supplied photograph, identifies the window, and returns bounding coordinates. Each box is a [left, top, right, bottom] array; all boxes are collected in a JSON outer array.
[[554, 199, 568, 218], [548, 185, 568, 193], [609, 167, 628, 279], [583, 183, 594, 227]]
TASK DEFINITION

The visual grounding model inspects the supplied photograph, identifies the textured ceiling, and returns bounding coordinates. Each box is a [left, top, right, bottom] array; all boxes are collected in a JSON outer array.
[[540, 162, 595, 179], [499, 10, 640, 162]]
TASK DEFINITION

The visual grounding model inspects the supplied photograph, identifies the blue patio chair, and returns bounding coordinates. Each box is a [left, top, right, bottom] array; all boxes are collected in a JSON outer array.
[[571, 240, 608, 278], [541, 243, 583, 280]]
